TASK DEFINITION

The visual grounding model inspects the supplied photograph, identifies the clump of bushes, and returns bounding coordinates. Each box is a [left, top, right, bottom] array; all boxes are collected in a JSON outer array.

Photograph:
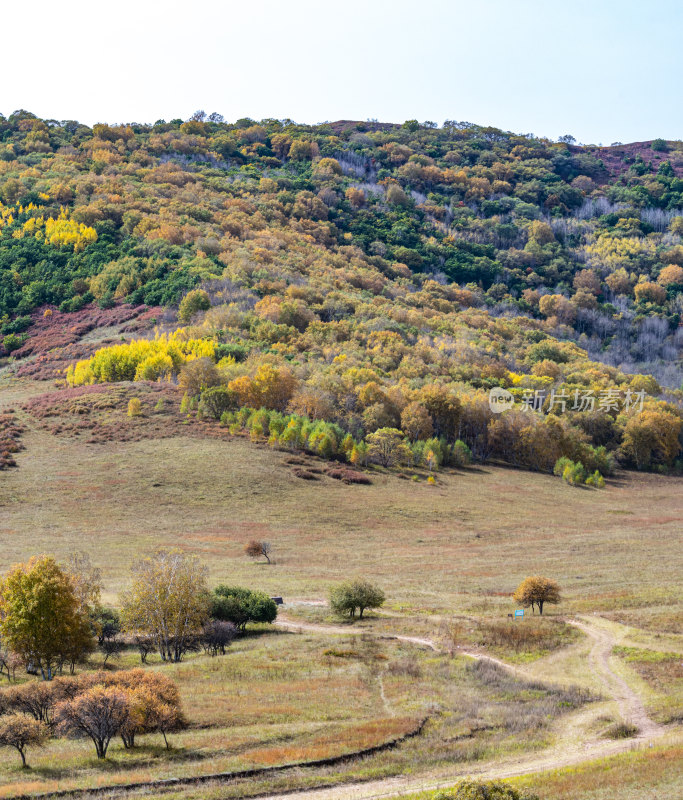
[[434, 779, 539, 800], [603, 720, 638, 739], [0, 411, 24, 470], [221, 407, 360, 462], [66, 333, 216, 386], [0, 669, 184, 763], [2, 332, 28, 354], [554, 457, 604, 488], [326, 467, 372, 484], [209, 586, 278, 631]]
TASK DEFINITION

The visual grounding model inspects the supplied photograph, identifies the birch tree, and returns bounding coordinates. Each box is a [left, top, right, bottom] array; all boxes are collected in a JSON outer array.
[[120, 550, 209, 662]]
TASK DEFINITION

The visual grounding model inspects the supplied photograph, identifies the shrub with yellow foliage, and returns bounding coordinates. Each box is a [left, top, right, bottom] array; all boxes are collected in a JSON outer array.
[[66, 333, 215, 386]]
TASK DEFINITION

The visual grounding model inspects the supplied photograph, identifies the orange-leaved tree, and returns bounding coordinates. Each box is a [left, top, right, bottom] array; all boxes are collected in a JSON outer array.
[[513, 576, 561, 615]]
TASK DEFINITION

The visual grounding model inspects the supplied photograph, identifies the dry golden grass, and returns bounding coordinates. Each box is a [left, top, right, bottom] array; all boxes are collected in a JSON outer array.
[[513, 743, 683, 800], [0, 628, 591, 798], [1, 377, 681, 623], [0, 376, 681, 799]]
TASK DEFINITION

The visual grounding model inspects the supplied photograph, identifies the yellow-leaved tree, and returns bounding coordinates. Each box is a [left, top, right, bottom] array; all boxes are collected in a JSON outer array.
[[121, 549, 209, 663], [0, 557, 92, 680]]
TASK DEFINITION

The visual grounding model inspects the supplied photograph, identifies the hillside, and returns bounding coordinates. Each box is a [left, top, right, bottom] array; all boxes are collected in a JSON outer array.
[[0, 109, 682, 800], [1, 111, 683, 480]]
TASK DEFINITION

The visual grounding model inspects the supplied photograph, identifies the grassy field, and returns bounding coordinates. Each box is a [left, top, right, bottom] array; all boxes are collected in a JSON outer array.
[[0, 626, 596, 798], [0, 375, 681, 799], [1, 376, 681, 623], [397, 743, 683, 800]]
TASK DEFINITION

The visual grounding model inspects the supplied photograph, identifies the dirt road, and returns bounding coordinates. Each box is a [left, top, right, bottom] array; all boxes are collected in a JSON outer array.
[[569, 617, 663, 738], [263, 612, 678, 800]]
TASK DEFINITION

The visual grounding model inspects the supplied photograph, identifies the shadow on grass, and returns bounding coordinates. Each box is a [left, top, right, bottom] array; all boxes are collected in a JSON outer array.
[[31, 744, 212, 780]]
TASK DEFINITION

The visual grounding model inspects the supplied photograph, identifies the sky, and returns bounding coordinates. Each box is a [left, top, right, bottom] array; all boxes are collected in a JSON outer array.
[[4, 0, 682, 144]]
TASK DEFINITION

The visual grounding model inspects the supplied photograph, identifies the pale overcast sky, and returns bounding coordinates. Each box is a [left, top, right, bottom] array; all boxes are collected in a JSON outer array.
[[4, 0, 681, 144]]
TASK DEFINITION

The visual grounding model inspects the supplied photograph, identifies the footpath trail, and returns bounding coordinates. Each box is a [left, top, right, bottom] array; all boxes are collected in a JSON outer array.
[[569, 616, 663, 738], [275, 616, 533, 678], [265, 612, 678, 800]]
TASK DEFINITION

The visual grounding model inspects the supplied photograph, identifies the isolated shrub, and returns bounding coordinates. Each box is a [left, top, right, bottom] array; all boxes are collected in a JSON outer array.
[[434, 779, 538, 799], [330, 579, 385, 619], [584, 469, 605, 488], [127, 397, 142, 417], [604, 721, 638, 739], [244, 540, 272, 563], [556, 458, 586, 486]]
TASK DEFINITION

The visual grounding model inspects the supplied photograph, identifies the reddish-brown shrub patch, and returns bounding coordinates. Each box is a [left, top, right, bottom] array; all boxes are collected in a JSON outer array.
[[0, 410, 24, 469], [326, 467, 372, 484], [292, 468, 319, 480], [12, 303, 163, 380], [22, 383, 233, 445]]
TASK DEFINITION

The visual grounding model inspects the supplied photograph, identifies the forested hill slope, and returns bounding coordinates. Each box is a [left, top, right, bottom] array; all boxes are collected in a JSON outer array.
[[1, 111, 682, 476]]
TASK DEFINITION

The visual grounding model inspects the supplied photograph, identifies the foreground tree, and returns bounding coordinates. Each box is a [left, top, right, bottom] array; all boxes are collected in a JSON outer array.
[[56, 686, 130, 759], [0, 557, 91, 679], [0, 713, 46, 768], [120, 550, 209, 662], [513, 576, 561, 615], [109, 668, 183, 749], [330, 579, 385, 619]]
